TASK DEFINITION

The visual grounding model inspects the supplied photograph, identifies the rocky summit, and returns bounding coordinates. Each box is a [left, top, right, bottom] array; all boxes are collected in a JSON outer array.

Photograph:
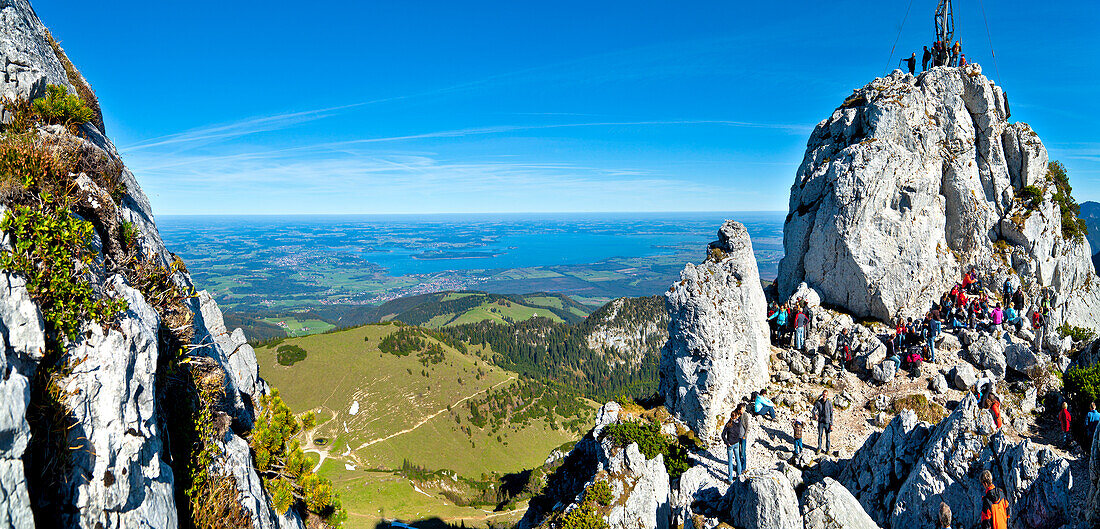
[[524, 66, 1100, 529], [777, 65, 1100, 326]]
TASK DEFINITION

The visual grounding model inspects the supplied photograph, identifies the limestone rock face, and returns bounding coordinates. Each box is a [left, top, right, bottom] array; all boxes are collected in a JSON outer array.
[[0, 1, 303, 526], [660, 220, 771, 441], [723, 470, 800, 529], [838, 409, 930, 525], [801, 478, 881, 529], [0, 274, 44, 529], [963, 334, 1007, 380], [56, 278, 176, 529], [777, 65, 1100, 327], [602, 443, 671, 529]]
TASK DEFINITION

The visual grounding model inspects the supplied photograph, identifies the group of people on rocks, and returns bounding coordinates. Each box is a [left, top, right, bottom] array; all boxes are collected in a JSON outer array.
[[721, 389, 834, 482], [766, 300, 812, 351], [901, 40, 965, 74]]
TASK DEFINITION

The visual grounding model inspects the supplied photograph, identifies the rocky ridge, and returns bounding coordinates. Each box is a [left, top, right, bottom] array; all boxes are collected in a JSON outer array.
[[0, 1, 304, 527], [526, 66, 1100, 529]]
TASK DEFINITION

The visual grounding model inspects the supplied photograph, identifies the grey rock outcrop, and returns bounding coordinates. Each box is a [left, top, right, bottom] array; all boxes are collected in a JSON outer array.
[[838, 409, 930, 525], [57, 278, 176, 529], [723, 470, 800, 529], [963, 334, 1007, 379], [661, 220, 770, 441], [0, 274, 44, 529], [801, 478, 881, 529], [0, 1, 303, 526], [603, 443, 670, 529], [777, 65, 1100, 328]]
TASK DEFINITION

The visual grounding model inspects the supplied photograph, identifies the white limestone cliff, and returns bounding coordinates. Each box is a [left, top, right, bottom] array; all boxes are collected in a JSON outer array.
[[777, 65, 1100, 327]]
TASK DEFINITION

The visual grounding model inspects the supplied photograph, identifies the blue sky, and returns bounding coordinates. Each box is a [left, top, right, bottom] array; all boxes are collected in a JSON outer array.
[[33, 0, 1100, 215]]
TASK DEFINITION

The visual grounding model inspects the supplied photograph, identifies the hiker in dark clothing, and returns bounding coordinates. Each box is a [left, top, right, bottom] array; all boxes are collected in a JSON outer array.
[[722, 406, 746, 482], [812, 390, 833, 455], [836, 327, 853, 371], [1012, 287, 1025, 312], [922, 46, 932, 71], [980, 470, 1010, 529], [902, 53, 916, 75], [925, 314, 941, 362]]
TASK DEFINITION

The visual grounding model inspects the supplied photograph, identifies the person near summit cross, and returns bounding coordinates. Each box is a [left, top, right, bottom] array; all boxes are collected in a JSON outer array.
[[1059, 402, 1072, 447], [959, 54, 967, 67], [722, 406, 745, 482], [952, 41, 962, 66], [980, 470, 1010, 529], [902, 53, 916, 74], [922, 46, 932, 71], [812, 390, 833, 455]]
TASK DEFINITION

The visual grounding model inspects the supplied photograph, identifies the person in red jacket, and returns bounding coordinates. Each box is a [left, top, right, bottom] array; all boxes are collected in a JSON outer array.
[[980, 470, 1010, 529], [1059, 402, 1072, 447]]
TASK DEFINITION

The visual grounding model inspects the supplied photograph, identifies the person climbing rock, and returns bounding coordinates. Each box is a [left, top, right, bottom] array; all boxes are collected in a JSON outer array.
[[902, 52, 916, 74], [812, 390, 833, 455], [792, 418, 804, 456], [938, 502, 952, 529], [753, 388, 777, 420], [722, 406, 745, 482], [1004, 305, 1021, 336], [989, 394, 1003, 430], [980, 470, 1010, 529], [1059, 402, 1072, 447], [922, 46, 932, 71]]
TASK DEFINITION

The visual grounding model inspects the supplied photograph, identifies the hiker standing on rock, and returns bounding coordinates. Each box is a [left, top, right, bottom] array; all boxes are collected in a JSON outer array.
[[980, 470, 1010, 529], [1032, 310, 1045, 352], [792, 417, 804, 456], [925, 313, 941, 362], [901, 52, 916, 74], [812, 390, 833, 455], [836, 327, 853, 371], [794, 306, 809, 352], [1059, 402, 1072, 447], [922, 46, 932, 71], [1086, 403, 1100, 449], [722, 405, 746, 482]]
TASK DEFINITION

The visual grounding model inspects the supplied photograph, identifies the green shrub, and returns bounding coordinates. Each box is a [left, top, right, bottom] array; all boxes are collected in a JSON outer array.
[[32, 84, 95, 130], [602, 419, 691, 478], [1058, 324, 1097, 343], [252, 390, 346, 524], [276, 344, 308, 366], [0, 195, 126, 341], [379, 327, 427, 356], [1019, 185, 1043, 209], [585, 480, 613, 506], [1048, 161, 1088, 241], [1064, 363, 1100, 415], [560, 503, 608, 529]]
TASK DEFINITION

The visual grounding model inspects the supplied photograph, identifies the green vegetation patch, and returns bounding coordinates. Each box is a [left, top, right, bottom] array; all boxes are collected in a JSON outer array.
[[601, 418, 690, 478], [1064, 363, 1100, 414], [1048, 161, 1088, 241], [276, 344, 308, 366], [1057, 324, 1096, 344]]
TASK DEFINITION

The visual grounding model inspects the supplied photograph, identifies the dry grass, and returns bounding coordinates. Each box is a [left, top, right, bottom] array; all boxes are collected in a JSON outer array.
[[892, 394, 947, 423]]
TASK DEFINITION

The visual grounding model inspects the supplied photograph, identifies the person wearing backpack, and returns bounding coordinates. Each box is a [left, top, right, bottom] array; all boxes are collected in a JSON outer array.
[[980, 470, 1010, 529], [836, 327, 853, 371], [794, 308, 809, 352]]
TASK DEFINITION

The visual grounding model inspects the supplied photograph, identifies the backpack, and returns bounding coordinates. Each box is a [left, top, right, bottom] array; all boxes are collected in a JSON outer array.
[[983, 487, 1010, 529]]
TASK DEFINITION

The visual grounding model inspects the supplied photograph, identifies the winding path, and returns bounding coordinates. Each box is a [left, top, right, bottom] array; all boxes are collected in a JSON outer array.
[[355, 376, 515, 450]]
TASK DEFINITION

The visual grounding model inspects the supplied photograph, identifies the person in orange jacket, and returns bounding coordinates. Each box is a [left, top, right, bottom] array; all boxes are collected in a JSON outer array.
[[1059, 402, 1072, 447], [980, 470, 1010, 529]]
